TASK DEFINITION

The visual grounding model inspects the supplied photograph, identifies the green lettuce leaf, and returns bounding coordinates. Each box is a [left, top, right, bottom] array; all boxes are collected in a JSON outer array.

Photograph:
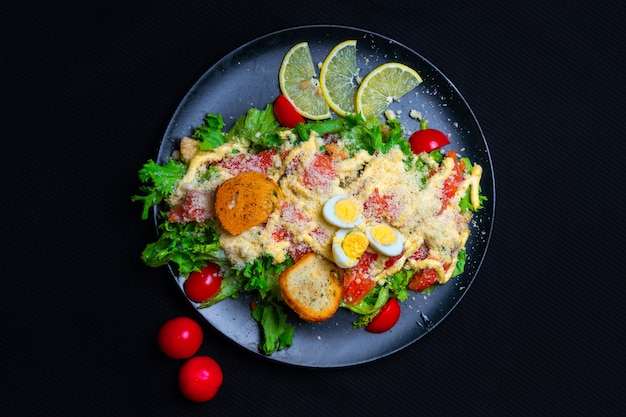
[[251, 301, 294, 355], [341, 286, 390, 328], [459, 156, 488, 212], [140, 220, 226, 276], [192, 113, 226, 150], [294, 117, 344, 142], [198, 272, 242, 308], [226, 104, 284, 151], [386, 269, 414, 301], [238, 254, 293, 301], [451, 248, 467, 278], [341, 115, 411, 156], [131, 159, 187, 220]]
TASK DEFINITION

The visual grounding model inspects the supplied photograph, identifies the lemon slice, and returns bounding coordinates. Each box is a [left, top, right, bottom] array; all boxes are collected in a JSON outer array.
[[319, 40, 359, 117], [355, 62, 423, 119], [279, 42, 330, 120]]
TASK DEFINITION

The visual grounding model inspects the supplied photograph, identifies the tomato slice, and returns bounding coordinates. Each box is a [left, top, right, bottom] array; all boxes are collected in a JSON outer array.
[[271, 226, 311, 262], [167, 204, 185, 223], [439, 150, 466, 210], [342, 252, 378, 305], [216, 149, 277, 176], [181, 190, 214, 223], [408, 268, 439, 292], [366, 298, 401, 333], [302, 152, 337, 189], [274, 94, 305, 128], [166, 190, 214, 224], [384, 252, 404, 269], [362, 188, 400, 223], [408, 242, 430, 262], [408, 127, 450, 154]]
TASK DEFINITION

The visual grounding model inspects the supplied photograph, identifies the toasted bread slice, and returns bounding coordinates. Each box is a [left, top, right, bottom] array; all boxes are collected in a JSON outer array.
[[279, 253, 342, 322]]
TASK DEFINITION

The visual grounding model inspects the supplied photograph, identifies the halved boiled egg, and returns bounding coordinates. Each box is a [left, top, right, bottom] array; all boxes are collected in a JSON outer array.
[[332, 228, 369, 269], [323, 194, 362, 229], [366, 224, 404, 257]]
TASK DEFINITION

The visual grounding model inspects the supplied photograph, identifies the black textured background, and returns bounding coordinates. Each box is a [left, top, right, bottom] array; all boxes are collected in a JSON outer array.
[[3, 1, 624, 415]]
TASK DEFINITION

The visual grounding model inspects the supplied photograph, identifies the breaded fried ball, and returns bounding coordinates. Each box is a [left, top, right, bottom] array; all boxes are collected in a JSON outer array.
[[214, 171, 282, 235]]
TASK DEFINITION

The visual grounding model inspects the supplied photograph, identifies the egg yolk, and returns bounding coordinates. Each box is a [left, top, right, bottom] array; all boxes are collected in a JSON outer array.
[[334, 198, 359, 224], [370, 224, 396, 246], [341, 231, 369, 259]]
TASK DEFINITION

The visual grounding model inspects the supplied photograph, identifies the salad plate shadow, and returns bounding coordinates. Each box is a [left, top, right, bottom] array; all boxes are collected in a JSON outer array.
[[155, 25, 495, 368]]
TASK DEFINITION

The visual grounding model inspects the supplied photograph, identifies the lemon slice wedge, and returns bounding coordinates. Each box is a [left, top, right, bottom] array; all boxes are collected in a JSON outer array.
[[279, 42, 331, 120], [319, 40, 359, 117], [355, 62, 423, 120]]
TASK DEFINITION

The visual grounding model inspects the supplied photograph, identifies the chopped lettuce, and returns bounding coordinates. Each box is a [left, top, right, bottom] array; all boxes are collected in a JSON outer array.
[[226, 104, 284, 151], [198, 272, 242, 308], [251, 301, 294, 355], [131, 159, 187, 220], [238, 254, 293, 301], [291, 113, 411, 156], [140, 220, 226, 276], [460, 183, 488, 213], [192, 113, 226, 150], [386, 270, 414, 301], [294, 117, 344, 142], [341, 286, 391, 328], [342, 114, 411, 156], [451, 248, 467, 278], [232, 254, 296, 354]]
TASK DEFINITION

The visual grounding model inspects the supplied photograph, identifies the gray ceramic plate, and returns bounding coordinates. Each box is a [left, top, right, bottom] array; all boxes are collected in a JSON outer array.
[[155, 25, 495, 368]]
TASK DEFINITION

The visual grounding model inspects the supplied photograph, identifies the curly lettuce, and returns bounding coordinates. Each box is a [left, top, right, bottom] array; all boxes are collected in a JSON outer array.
[[131, 159, 187, 220], [226, 103, 286, 151], [341, 114, 411, 156], [251, 301, 294, 355], [140, 220, 226, 276], [192, 113, 226, 151]]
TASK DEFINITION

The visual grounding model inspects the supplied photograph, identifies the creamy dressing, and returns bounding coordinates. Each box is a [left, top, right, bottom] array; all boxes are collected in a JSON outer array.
[[176, 131, 482, 286]]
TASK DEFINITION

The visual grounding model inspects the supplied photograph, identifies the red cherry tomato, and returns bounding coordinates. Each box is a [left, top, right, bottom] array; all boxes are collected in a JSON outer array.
[[366, 298, 401, 333], [274, 94, 305, 128], [157, 317, 203, 359], [409, 128, 450, 154], [184, 263, 223, 303], [178, 356, 223, 402]]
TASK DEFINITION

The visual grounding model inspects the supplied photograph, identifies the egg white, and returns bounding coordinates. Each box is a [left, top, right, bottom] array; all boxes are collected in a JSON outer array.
[[332, 228, 365, 269], [323, 194, 362, 229], [366, 224, 404, 257]]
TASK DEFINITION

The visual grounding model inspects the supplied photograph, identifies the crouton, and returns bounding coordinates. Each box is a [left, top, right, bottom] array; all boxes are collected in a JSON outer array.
[[279, 253, 342, 322], [179, 136, 199, 163], [214, 171, 282, 235]]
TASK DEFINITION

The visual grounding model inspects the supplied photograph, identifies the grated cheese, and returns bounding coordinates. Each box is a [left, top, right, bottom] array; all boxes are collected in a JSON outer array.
[[173, 127, 482, 283]]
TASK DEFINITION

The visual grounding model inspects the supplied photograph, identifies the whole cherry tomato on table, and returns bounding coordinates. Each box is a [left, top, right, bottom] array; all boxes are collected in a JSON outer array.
[[409, 119, 450, 154], [157, 317, 203, 359], [178, 356, 223, 402], [274, 94, 305, 128], [184, 263, 223, 303], [366, 297, 401, 333]]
